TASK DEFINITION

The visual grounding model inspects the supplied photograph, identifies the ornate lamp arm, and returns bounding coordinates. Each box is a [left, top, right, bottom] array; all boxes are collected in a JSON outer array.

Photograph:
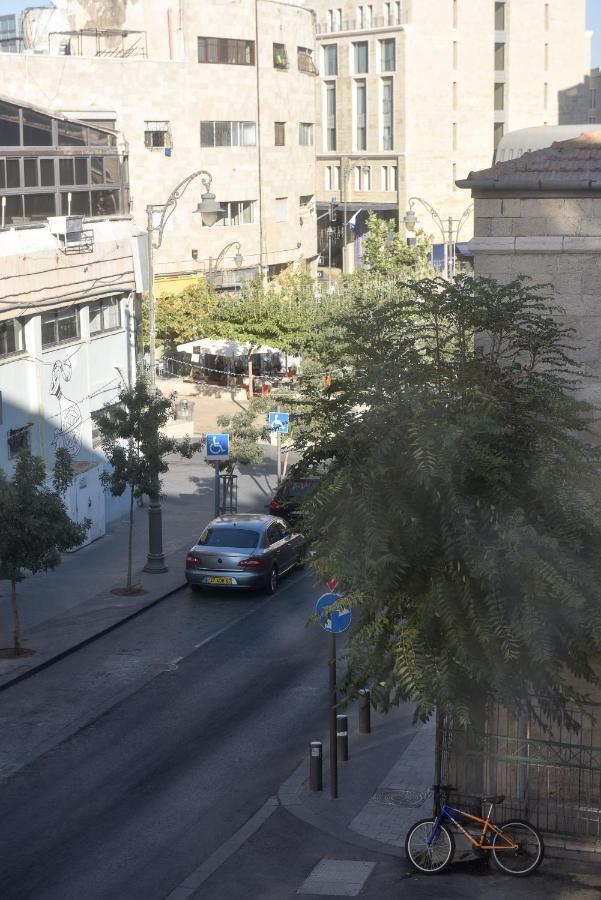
[[147, 169, 214, 250], [406, 196, 446, 244], [455, 203, 473, 243], [211, 241, 242, 273]]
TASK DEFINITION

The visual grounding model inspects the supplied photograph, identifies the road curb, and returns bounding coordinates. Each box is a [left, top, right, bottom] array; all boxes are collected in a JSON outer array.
[[0, 580, 187, 694]]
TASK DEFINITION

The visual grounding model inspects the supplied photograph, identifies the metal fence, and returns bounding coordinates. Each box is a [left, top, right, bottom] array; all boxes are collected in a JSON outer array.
[[437, 702, 601, 839]]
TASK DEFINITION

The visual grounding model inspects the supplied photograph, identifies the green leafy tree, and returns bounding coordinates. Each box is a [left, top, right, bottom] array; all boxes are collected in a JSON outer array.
[[147, 280, 220, 349], [360, 212, 433, 277], [95, 379, 197, 592], [297, 274, 601, 729], [0, 449, 89, 655]]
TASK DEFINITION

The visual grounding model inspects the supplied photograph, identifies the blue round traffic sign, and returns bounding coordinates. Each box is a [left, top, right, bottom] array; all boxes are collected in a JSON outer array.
[[315, 593, 352, 634]]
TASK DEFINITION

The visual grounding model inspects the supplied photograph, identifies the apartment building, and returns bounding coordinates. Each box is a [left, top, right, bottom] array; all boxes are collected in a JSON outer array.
[[310, 0, 590, 271], [0, 99, 143, 536], [0, 0, 318, 288]]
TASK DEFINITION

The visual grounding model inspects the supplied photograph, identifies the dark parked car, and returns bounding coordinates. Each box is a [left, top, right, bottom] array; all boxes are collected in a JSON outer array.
[[268, 475, 319, 523], [185, 514, 305, 594]]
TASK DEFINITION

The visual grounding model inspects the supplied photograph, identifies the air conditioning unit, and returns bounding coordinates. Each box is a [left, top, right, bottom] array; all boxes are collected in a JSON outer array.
[[47, 216, 93, 254]]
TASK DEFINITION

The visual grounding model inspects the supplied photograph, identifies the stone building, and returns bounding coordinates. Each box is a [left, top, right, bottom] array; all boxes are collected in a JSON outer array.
[[0, 99, 144, 538], [457, 130, 601, 415], [309, 0, 590, 272], [0, 0, 318, 289]]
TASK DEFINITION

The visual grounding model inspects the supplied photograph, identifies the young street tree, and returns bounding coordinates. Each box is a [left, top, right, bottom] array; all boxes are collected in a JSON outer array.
[[297, 274, 601, 729], [0, 449, 89, 655], [95, 378, 196, 592], [360, 211, 433, 277]]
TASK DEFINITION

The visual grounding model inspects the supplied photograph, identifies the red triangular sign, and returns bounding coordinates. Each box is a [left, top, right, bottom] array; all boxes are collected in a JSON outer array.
[[326, 578, 339, 592]]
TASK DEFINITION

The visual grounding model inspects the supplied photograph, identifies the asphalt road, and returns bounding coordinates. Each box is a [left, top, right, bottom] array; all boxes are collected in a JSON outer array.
[[0, 570, 329, 900]]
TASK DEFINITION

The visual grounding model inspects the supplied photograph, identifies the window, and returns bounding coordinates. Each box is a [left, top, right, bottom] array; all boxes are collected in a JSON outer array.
[[452, 122, 457, 151], [325, 165, 340, 190], [544, 82, 549, 109], [8, 424, 31, 458], [493, 122, 504, 150], [385, 2, 392, 24], [354, 41, 368, 74], [58, 120, 87, 147], [453, 41, 458, 68], [323, 44, 338, 76], [591, 89, 598, 110], [209, 200, 256, 227], [382, 78, 393, 150], [495, 1, 505, 30], [380, 38, 395, 72], [89, 297, 121, 335], [336, 8, 342, 29], [452, 162, 457, 190], [355, 80, 367, 150], [144, 121, 171, 149], [544, 43, 549, 70], [299, 194, 314, 215], [544, 3, 549, 29], [273, 43, 288, 69], [354, 164, 371, 191], [200, 121, 257, 147], [275, 197, 287, 222], [23, 193, 55, 220], [366, 4, 373, 26], [41, 307, 80, 349], [325, 83, 337, 151], [453, 0, 458, 28], [494, 82, 505, 111], [299, 122, 314, 146], [453, 81, 458, 109], [357, 5, 364, 28], [380, 165, 397, 191], [495, 42, 505, 71], [91, 156, 119, 185], [198, 36, 255, 66], [274, 122, 286, 146], [0, 318, 23, 358], [0, 100, 20, 145], [22, 109, 52, 146], [298, 47, 316, 74]]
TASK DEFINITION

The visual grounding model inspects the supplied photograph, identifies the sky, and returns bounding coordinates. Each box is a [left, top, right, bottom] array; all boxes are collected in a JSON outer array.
[[1, 0, 601, 66]]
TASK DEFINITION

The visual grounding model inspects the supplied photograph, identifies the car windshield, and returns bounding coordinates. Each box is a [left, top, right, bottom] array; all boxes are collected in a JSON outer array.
[[199, 527, 259, 549], [283, 480, 316, 498]]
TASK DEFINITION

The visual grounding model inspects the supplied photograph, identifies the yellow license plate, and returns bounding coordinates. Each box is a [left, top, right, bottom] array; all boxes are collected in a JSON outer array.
[[207, 576, 233, 585]]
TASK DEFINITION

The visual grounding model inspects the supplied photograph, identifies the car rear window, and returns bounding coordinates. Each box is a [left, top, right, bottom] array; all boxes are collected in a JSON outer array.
[[284, 480, 317, 498], [199, 527, 259, 549]]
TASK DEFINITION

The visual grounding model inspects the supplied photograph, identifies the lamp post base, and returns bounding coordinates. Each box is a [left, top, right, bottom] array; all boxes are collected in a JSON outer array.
[[143, 499, 168, 574]]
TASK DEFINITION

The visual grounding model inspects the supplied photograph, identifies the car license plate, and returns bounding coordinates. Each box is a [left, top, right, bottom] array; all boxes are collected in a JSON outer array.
[[206, 576, 233, 585]]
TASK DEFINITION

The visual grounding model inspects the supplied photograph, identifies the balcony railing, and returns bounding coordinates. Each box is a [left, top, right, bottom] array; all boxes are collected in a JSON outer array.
[[316, 13, 408, 34]]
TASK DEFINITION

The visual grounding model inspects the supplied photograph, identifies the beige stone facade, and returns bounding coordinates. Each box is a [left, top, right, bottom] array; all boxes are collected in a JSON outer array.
[[309, 0, 590, 271], [0, 0, 318, 281], [458, 132, 601, 414]]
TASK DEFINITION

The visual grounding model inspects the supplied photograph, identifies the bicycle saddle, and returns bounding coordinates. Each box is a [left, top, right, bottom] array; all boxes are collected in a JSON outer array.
[[480, 794, 505, 804]]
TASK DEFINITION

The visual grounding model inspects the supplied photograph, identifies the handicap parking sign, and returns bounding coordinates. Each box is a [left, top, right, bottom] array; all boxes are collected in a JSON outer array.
[[206, 433, 230, 460], [268, 411, 289, 434]]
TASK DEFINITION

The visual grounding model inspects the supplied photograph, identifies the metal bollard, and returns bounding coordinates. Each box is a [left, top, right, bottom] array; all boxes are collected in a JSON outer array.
[[309, 741, 323, 791], [358, 689, 371, 734], [336, 714, 349, 762]]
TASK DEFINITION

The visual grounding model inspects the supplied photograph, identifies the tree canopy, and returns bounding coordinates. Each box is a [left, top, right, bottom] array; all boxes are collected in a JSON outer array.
[[295, 274, 601, 728], [360, 212, 433, 277]]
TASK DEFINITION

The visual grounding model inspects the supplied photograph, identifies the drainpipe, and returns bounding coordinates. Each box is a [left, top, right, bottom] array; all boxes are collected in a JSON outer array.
[[254, 0, 265, 281]]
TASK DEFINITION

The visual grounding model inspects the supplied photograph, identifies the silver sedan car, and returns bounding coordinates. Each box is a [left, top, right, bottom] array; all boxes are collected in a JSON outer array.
[[185, 514, 306, 594]]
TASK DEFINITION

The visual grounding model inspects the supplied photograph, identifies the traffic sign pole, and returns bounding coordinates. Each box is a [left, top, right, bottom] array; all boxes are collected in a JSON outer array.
[[329, 631, 338, 799], [214, 462, 220, 518]]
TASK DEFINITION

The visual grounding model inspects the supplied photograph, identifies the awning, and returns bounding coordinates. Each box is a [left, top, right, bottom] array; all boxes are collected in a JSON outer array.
[[176, 338, 285, 360]]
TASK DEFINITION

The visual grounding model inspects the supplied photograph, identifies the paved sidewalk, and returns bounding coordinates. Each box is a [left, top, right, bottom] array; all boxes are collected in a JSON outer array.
[[0, 423, 278, 690]]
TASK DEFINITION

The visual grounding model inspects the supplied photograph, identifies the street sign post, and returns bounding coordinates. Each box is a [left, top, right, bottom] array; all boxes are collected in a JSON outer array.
[[315, 590, 352, 800], [267, 411, 289, 484], [206, 434, 230, 517]]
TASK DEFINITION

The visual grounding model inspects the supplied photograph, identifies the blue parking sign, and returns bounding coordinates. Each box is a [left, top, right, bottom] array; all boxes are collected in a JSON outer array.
[[206, 433, 230, 460], [268, 411, 289, 434], [315, 593, 352, 634]]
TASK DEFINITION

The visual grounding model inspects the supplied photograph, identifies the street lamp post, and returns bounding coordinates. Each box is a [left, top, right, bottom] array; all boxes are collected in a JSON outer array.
[[143, 169, 222, 575], [342, 156, 371, 274], [207, 241, 244, 284], [403, 197, 472, 280]]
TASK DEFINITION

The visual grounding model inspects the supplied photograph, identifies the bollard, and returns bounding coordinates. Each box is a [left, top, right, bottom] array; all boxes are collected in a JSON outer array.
[[358, 689, 371, 734], [309, 741, 323, 791], [336, 714, 349, 762]]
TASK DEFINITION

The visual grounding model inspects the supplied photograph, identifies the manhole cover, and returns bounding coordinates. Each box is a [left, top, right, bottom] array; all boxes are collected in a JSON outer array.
[[372, 788, 431, 808]]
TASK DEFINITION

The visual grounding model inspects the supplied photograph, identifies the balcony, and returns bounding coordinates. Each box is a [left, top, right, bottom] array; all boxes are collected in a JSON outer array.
[[316, 13, 408, 35]]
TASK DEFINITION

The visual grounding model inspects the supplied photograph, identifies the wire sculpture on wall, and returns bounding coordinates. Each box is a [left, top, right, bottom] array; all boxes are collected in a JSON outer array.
[[49, 358, 82, 456]]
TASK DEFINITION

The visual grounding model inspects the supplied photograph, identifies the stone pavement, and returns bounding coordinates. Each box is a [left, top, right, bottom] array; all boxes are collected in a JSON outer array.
[[0, 389, 276, 689]]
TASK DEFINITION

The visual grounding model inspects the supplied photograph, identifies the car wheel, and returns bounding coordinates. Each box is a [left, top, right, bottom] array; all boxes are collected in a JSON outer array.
[[266, 565, 278, 595]]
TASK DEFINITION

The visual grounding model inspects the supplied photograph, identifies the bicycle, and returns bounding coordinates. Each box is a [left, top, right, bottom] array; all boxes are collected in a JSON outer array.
[[405, 785, 544, 877]]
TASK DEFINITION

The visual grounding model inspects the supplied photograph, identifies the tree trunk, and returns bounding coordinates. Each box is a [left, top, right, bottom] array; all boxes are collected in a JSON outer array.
[[127, 485, 135, 591], [11, 580, 21, 653], [247, 353, 254, 400]]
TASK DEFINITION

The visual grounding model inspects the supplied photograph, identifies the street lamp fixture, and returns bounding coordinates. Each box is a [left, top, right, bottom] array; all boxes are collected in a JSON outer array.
[[144, 169, 221, 576], [404, 197, 472, 279], [207, 241, 244, 281]]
